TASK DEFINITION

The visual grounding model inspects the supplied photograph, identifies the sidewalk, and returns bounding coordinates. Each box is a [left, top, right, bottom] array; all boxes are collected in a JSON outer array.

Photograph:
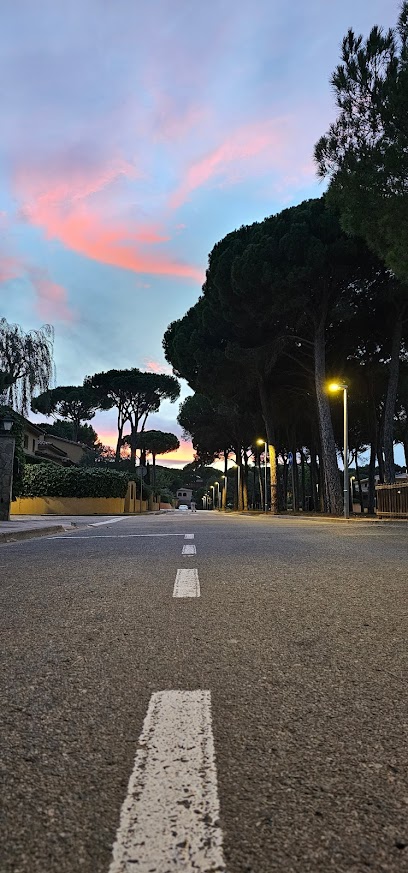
[[0, 515, 89, 544], [0, 511, 173, 543], [228, 510, 403, 523]]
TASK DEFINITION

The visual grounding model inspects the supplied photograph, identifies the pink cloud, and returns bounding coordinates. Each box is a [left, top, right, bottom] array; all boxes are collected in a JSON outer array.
[[169, 117, 297, 209], [0, 255, 23, 284], [14, 160, 203, 282], [144, 358, 173, 375], [0, 243, 74, 323], [28, 267, 75, 323]]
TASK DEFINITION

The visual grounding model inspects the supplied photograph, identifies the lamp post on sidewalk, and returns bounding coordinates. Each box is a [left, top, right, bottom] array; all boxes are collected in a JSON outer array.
[[214, 481, 220, 509], [328, 382, 349, 519], [256, 439, 268, 512], [0, 416, 15, 522], [221, 474, 227, 510]]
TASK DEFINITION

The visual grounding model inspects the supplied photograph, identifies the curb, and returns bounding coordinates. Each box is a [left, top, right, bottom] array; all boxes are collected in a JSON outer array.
[[0, 525, 67, 544]]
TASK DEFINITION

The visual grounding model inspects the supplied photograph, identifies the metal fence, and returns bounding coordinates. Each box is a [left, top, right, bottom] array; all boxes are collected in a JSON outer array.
[[376, 483, 408, 518]]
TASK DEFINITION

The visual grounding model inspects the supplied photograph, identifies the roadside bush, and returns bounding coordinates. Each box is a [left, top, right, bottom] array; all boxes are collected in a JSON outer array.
[[21, 464, 130, 498]]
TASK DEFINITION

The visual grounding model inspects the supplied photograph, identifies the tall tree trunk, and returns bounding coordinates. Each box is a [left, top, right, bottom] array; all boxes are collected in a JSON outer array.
[[222, 450, 228, 510], [368, 440, 376, 515], [383, 313, 403, 484], [130, 428, 137, 469], [310, 446, 319, 511], [243, 452, 249, 511], [257, 452, 264, 510], [235, 448, 243, 510], [115, 419, 124, 465], [282, 459, 288, 510], [377, 445, 385, 483], [291, 445, 299, 511], [354, 452, 364, 514], [314, 318, 343, 515], [258, 376, 278, 514], [300, 449, 306, 510]]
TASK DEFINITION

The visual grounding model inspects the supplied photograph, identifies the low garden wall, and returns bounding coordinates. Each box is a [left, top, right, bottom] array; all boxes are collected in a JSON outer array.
[[11, 496, 127, 515], [11, 464, 174, 515]]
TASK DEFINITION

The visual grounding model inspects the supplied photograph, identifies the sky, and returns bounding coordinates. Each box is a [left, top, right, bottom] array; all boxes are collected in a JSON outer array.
[[0, 0, 401, 467]]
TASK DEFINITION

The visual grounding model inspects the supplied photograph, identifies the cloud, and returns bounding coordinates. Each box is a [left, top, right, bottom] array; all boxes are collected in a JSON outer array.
[[143, 358, 173, 375], [0, 254, 23, 284], [169, 118, 293, 209], [28, 266, 75, 323], [13, 157, 203, 282], [0, 241, 74, 323]]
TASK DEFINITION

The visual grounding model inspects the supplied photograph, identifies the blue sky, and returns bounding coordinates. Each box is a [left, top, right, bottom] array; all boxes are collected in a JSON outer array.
[[0, 0, 400, 464]]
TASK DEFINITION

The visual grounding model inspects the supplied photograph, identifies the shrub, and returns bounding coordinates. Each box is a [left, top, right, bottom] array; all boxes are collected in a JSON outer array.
[[21, 464, 130, 498]]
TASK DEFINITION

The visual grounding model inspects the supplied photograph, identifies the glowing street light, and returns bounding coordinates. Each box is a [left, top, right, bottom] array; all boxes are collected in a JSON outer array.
[[328, 381, 349, 519], [256, 438, 268, 513]]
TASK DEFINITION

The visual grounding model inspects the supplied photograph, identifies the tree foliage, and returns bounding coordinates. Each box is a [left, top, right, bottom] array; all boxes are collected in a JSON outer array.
[[314, 2, 408, 283], [32, 385, 98, 441], [85, 368, 180, 466], [164, 195, 406, 511], [0, 319, 54, 413]]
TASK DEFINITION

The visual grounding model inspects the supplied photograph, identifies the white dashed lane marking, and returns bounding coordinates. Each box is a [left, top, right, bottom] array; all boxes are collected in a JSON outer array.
[[46, 533, 189, 540], [108, 690, 226, 873], [184, 533, 195, 539], [182, 544, 197, 555], [173, 568, 200, 598]]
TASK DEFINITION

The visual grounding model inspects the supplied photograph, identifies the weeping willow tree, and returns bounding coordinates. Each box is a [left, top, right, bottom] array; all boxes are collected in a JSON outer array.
[[0, 319, 55, 413]]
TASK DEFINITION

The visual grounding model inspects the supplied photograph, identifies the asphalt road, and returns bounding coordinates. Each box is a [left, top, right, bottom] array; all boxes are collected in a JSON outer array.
[[1, 512, 407, 872]]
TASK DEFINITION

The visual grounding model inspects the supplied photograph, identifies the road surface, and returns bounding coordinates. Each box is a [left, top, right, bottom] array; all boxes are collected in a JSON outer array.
[[1, 512, 407, 872]]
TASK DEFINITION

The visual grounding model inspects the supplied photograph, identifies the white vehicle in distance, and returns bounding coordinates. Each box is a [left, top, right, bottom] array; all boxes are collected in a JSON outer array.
[[178, 504, 189, 511]]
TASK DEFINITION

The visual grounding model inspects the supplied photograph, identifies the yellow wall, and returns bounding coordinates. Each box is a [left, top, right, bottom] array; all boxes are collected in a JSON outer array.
[[11, 497, 125, 515], [12, 491, 171, 516]]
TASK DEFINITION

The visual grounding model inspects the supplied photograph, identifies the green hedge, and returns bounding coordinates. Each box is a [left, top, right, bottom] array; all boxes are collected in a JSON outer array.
[[22, 464, 130, 498]]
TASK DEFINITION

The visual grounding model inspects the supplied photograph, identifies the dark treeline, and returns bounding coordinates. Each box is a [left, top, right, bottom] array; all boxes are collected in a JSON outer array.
[[163, 2, 408, 516], [163, 197, 407, 515]]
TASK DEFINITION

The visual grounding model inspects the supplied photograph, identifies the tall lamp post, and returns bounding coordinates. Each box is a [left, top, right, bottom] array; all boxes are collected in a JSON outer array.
[[0, 416, 15, 522], [256, 439, 268, 512], [221, 474, 227, 510], [213, 481, 220, 510], [328, 382, 349, 519]]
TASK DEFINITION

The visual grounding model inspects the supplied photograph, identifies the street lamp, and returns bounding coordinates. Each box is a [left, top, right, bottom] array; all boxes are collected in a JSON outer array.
[[328, 382, 349, 519], [221, 474, 227, 510], [1, 417, 13, 432], [213, 481, 220, 510], [256, 438, 268, 513], [350, 475, 355, 512]]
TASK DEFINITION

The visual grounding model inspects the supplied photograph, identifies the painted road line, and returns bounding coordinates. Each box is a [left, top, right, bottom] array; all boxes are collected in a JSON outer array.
[[89, 517, 134, 527], [173, 568, 200, 597], [46, 533, 189, 540], [182, 543, 197, 555], [184, 533, 195, 539], [109, 690, 225, 873]]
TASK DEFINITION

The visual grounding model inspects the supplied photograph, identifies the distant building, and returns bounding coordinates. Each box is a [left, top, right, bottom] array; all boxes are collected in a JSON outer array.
[[357, 473, 408, 495], [176, 487, 193, 508], [20, 417, 89, 466]]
